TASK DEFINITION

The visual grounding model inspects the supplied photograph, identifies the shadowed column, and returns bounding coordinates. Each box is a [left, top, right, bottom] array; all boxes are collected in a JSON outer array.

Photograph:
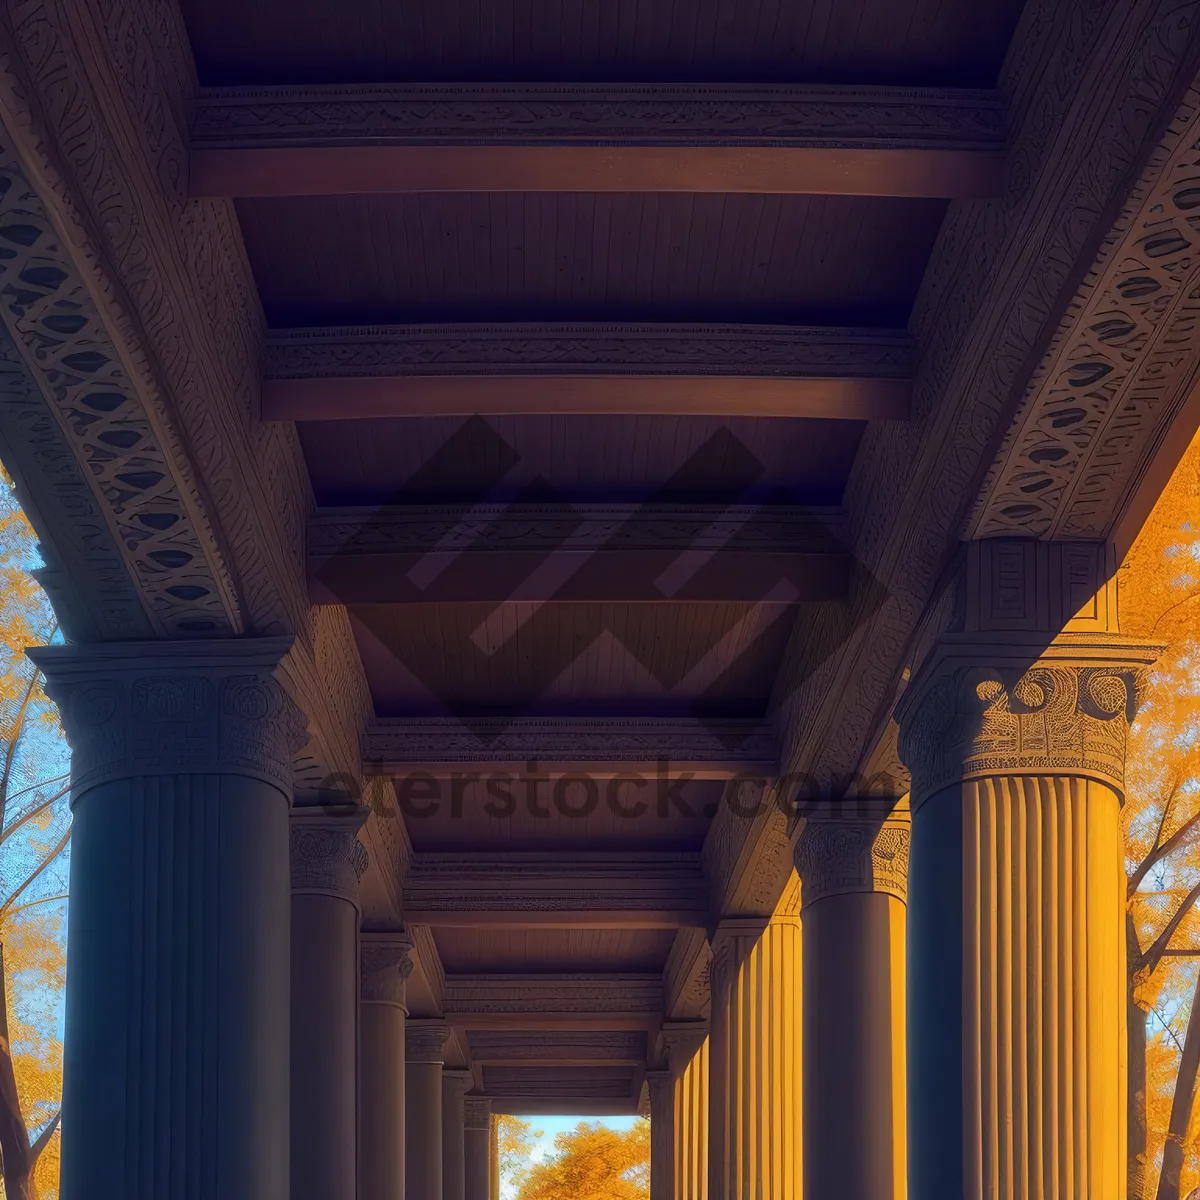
[[793, 801, 909, 1200], [32, 638, 305, 1200], [707, 880, 802, 1200], [290, 805, 369, 1200], [647, 1070, 674, 1200], [443, 1069, 472, 1200], [360, 931, 415, 1200], [406, 1021, 452, 1199], [464, 1098, 491, 1200]]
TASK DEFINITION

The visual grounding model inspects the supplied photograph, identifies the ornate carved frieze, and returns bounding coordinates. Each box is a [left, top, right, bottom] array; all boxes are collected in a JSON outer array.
[[29, 638, 307, 799], [970, 85, 1200, 541], [269, 324, 913, 380], [365, 716, 775, 773], [793, 816, 911, 906], [290, 806, 369, 906], [360, 931, 415, 1008], [896, 635, 1161, 805], [0, 145, 240, 637], [443, 974, 662, 1017], [405, 1020, 452, 1065], [194, 83, 1005, 150], [481, 1065, 636, 1101], [466, 1030, 647, 1064]]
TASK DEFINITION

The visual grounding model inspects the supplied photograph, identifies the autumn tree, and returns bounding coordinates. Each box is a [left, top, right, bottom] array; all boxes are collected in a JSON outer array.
[[0, 479, 71, 1199], [516, 1119, 649, 1200], [495, 1113, 540, 1195]]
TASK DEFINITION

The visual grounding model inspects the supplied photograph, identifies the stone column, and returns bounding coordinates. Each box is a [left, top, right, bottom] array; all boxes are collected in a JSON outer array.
[[406, 1021, 452, 1199], [360, 931, 416, 1200], [647, 1070, 674, 1200], [896, 539, 1160, 1200], [443, 1069, 472, 1200], [463, 1098, 491, 1200], [707, 880, 802, 1200], [31, 637, 305, 1200], [290, 805, 369, 1200], [488, 1114, 501, 1200], [660, 1022, 709, 1200], [793, 801, 909, 1200]]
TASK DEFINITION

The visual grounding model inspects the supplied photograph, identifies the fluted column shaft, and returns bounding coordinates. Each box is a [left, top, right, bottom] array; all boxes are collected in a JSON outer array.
[[463, 1099, 491, 1200], [488, 1114, 500, 1200], [662, 1024, 709, 1200], [707, 885, 802, 1200], [290, 805, 369, 1200], [794, 805, 909, 1200], [647, 1071, 674, 1200], [407, 1022, 452, 1200], [897, 544, 1159, 1200], [443, 1070, 472, 1200], [31, 638, 305, 1200], [360, 932, 415, 1200]]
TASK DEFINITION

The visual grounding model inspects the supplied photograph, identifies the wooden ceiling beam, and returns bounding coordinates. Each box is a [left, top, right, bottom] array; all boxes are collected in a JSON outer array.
[[191, 83, 1005, 198], [310, 501, 851, 605], [365, 715, 776, 779], [403, 851, 709, 928], [264, 323, 913, 422]]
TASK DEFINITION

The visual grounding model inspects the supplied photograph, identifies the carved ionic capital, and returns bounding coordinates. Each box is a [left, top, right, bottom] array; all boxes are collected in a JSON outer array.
[[290, 806, 369, 906], [29, 638, 308, 801], [361, 931, 415, 1008], [406, 1021, 453, 1064], [896, 633, 1161, 807], [793, 816, 910, 906], [463, 1098, 491, 1130]]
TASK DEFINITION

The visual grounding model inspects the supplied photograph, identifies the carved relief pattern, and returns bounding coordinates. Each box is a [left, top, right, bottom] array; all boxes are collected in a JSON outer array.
[[443, 975, 661, 1015], [366, 717, 775, 767], [405, 1022, 452, 1064], [0, 148, 237, 635], [793, 820, 910, 905], [466, 1030, 646, 1063], [897, 659, 1150, 803], [267, 324, 914, 379], [32, 639, 307, 798], [360, 932, 414, 1007], [290, 809, 370, 903], [973, 88, 1200, 539], [194, 84, 1005, 148]]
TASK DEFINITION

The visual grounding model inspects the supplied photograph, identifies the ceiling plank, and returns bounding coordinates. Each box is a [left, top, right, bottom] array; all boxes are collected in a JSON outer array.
[[309, 502, 852, 605], [263, 323, 913, 422], [403, 852, 709, 928], [191, 84, 1005, 198], [365, 715, 776, 779]]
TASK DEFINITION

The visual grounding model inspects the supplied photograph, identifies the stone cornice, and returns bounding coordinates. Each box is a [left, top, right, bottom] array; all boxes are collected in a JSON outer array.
[[193, 83, 1004, 150], [466, 1030, 647, 1065], [408, 924, 446, 1014], [268, 324, 913, 380], [364, 716, 776, 776], [403, 852, 708, 926], [662, 929, 711, 1021], [29, 637, 307, 799], [360, 931, 414, 1008], [290, 806, 370, 906]]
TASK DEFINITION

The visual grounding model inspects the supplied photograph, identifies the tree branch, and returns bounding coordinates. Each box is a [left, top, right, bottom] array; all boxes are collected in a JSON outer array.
[[1131, 805, 1200, 899], [28, 1109, 59, 1163], [1139, 879, 1200, 976], [0, 826, 70, 922], [0, 785, 69, 848]]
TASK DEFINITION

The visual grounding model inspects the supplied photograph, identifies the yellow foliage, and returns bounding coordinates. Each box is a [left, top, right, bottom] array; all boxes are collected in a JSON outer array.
[[516, 1119, 649, 1200]]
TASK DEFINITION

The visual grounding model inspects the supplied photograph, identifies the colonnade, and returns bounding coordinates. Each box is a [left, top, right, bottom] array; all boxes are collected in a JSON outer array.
[[30, 537, 1156, 1200]]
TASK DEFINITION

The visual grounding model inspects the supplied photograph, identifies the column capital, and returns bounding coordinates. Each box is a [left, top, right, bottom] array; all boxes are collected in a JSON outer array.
[[406, 1020, 453, 1064], [443, 1069, 473, 1096], [361, 930, 415, 1008], [463, 1097, 491, 1130], [28, 636, 308, 801], [290, 805, 369, 906], [793, 810, 911, 906], [708, 918, 769, 994], [659, 1021, 708, 1077]]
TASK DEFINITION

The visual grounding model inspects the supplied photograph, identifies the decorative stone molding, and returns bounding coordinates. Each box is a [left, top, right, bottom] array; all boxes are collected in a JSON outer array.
[[290, 806, 369, 906], [896, 634, 1161, 805], [708, 918, 771, 993], [793, 816, 911, 906], [194, 83, 1005, 150], [405, 1021, 453, 1065], [29, 638, 306, 800], [443, 974, 662, 1017], [360, 931, 415, 1008], [270, 323, 913, 380], [466, 1030, 647, 1065], [463, 1098, 491, 1131]]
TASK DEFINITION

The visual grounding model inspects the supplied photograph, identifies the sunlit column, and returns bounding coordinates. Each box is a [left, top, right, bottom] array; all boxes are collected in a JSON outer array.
[[464, 1098, 491, 1200], [661, 1023, 708, 1200], [33, 638, 305, 1200], [443, 1069, 472, 1200], [406, 1021, 452, 1199], [793, 801, 909, 1200], [359, 931, 415, 1200], [896, 539, 1159, 1200], [707, 881, 802, 1200], [290, 804, 369, 1200]]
